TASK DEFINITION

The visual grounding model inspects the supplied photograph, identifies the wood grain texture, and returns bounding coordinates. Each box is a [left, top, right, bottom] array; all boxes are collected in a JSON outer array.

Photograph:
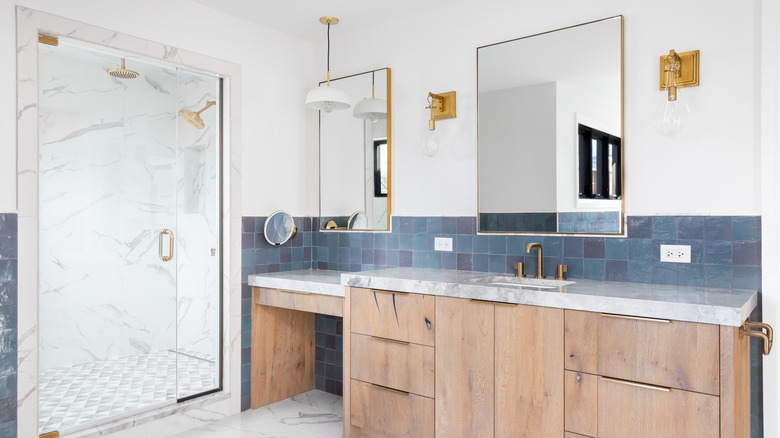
[[343, 287, 352, 438], [435, 297, 494, 438], [256, 287, 343, 316], [350, 379, 434, 438], [564, 432, 591, 438], [564, 310, 598, 373], [564, 371, 597, 437], [597, 314, 719, 395], [250, 302, 315, 409], [351, 333, 435, 397], [495, 304, 563, 438], [351, 288, 435, 346], [598, 376, 719, 438], [720, 325, 751, 438]]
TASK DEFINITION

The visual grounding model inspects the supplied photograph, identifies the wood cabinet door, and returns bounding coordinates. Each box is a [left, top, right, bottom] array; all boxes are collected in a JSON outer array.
[[495, 304, 564, 438], [351, 288, 435, 346], [435, 297, 494, 438], [598, 376, 719, 438]]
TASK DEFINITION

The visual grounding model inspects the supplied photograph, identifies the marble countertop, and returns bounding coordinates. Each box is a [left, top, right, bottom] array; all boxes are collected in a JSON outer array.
[[248, 270, 345, 297], [249, 268, 757, 326]]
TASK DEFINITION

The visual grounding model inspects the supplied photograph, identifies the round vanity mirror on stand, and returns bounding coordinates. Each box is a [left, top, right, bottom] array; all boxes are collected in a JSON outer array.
[[264, 210, 297, 245], [347, 211, 368, 230]]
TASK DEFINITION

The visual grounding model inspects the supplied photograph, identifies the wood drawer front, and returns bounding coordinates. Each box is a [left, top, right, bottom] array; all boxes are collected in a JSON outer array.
[[350, 333, 435, 398], [564, 310, 598, 374], [597, 376, 719, 438], [350, 379, 434, 438], [564, 371, 597, 438], [255, 287, 343, 316], [351, 288, 435, 346], [597, 314, 719, 395]]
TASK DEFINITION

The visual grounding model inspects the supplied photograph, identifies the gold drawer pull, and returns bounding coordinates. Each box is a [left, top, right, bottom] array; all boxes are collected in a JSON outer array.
[[369, 383, 410, 396], [600, 313, 671, 323], [469, 299, 517, 306], [742, 320, 774, 355], [601, 376, 671, 392], [371, 289, 409, 295], [371, 336, 409, 345], [277, 289, 312, 296]]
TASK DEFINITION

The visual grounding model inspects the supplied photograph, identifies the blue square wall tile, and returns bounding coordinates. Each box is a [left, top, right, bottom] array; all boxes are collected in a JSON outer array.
[[677, 264, 704, 287], [441, 252, 457, 270], [386, 234, 399, 250], [386, 250, 400, 266], [506, 256, 524, 275], [732, 216, 761, 241], [0, 215, 16, 237], [652, 216, 677, 239], [442, 217, 458, 234], [391, 216, 401, 231], [676, 239, 704, 264], [400, 217, 414, 233], [543, 257, 563, 278], [413, 217, 427, 234], [472, 254, 489, 272], [241, 217, 254, 233], [474, 236, 490, 254], [399, 234, 413, 250], [362, 249, 374, 264], [456, 235, 473, 253], [563, 258, 583, 279], [489, 255, 506, 273], [628, 261, 653, 284], [413, 234, 428, 251], [583, 238, 605, 259], [456, 253, 472, 271], [374, 249, 387, 266], [412, 251, 427, 268], [563, 238, 584, 258], [733, 240, 761, 266], [653, 262, 677, 285], [254, 217, 266, 233], [584, 259, 606, 280], [489, 236, 507, 255], [399, 251, 413, 267], [705, 216, 732, 240], [427, 252, 442, 269], [361, 233, 375, 248], [627, 216, 652, 238], [542, 237, 562, 257], [704, 265, 732, 289], [374, 234, 388, 249], [457, 217, 476, 235], [426, 217, 443, 235], [677, 216, 704, 240], [605, 260, 629, 282], [605, 238, 628, 260], [506, 236, 528, 256], [628, 239, 653, 262], [732, 265, 761, 290]]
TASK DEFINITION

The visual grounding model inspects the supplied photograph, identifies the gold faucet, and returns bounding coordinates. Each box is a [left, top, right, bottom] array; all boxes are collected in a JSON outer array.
[[526, 242, 544, 279]]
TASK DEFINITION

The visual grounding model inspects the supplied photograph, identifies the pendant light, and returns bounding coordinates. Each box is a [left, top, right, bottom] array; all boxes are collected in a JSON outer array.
[[305, 16, 350, 113], [353, 71, 387, 122]]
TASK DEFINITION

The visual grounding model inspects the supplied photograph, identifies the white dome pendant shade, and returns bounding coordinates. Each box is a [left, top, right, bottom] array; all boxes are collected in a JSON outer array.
[[306, 81, 351, 113], [306, 16, 350, 113], [353, 71, 387, 121]]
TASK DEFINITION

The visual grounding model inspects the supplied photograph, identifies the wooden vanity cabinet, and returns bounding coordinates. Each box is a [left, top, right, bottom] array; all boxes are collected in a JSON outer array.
[[563, 309, 750, 438]]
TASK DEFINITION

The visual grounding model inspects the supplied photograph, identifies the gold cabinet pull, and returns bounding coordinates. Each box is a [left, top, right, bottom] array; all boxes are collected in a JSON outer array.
[[601, 376, 671, 392], [159, 228, 174, 262], [600, 313, 671, 323], [742, 320, 774, 355], [371, 289, 409, 295], [469, 299, 517, 306], [277, 289, 312, 296], [369, 383, 410, 396], [371, 336, 409, 345]]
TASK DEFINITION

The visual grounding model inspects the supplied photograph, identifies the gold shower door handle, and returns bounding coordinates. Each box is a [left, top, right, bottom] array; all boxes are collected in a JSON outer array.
[[159, 229, 174, 262], [742, 320, 773, 355]]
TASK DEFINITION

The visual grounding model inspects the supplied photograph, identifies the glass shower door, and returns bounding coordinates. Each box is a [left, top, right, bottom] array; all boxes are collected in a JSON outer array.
[[38, 42, 180, 433]]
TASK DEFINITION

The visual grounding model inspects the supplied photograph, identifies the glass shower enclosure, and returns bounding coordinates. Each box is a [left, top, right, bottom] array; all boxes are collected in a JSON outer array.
[[37, 40, 222, 434]]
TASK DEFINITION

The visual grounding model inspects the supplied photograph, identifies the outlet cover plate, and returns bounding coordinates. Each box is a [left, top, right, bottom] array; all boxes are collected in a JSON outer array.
[[434, 237, 453, 252], [660, 244, 691, 263]]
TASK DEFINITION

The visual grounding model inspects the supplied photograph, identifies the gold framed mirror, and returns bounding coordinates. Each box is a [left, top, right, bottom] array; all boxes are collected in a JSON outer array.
[[477, 16, 623, 234], [319, 68, 391, 231]]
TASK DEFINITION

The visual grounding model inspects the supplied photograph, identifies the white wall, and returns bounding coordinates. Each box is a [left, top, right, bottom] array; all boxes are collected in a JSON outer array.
[[0, 0, 315, 216], [322, 0, 761, 217]]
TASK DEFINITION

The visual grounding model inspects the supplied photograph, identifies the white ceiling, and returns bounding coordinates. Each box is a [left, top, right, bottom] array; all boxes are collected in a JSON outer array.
[[190, 0, 466, 42]]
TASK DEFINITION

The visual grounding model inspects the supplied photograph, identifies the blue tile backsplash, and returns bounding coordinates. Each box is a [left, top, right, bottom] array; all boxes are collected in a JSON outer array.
[[241, 214, 763, 435], [0, 214, 17, 437]]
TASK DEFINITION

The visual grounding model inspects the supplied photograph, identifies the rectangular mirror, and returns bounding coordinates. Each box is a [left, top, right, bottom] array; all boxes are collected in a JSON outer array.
[[319, 68, 391, 231], [477, 16, 623, 234]]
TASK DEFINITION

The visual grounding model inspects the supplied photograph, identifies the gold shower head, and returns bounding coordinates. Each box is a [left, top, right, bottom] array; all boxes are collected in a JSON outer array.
[[107, 58, 139, 79], [179, 100, 216, 129]]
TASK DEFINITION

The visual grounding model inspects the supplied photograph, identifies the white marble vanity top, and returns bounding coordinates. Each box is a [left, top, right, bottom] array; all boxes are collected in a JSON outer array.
[[249, 268, 757, 326], [248, 270, 345, 297], [341, 267, 757, 327]]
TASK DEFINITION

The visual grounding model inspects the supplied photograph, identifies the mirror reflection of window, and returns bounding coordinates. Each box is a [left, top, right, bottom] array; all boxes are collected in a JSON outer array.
[[374, 139, 388, 197], [578, 124, 621, 200]]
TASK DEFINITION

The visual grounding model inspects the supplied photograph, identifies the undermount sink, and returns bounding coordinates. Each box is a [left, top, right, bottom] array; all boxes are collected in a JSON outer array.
[[469, 275, 575, 289]]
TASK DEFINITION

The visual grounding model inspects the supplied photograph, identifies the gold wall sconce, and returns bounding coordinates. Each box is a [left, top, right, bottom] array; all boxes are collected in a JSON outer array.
[[422, 91, 456, 156], [653, 49, 699, 135]]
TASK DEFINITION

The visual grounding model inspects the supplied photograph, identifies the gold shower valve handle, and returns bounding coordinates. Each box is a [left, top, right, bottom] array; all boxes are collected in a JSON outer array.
[[741, 320, 773, 355]]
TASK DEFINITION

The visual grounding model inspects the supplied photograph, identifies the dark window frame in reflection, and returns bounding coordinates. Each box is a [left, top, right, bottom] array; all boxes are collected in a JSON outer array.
[[578, 124, 622, 200]]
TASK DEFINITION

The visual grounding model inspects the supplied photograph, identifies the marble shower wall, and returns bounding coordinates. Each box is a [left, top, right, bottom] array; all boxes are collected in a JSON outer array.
[[0, 214, 17, 437], [38, 41, 220, 380]]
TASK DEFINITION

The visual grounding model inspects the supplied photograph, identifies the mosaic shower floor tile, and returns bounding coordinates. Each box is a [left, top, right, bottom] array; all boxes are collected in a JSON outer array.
[[39, 350, 217, 434]]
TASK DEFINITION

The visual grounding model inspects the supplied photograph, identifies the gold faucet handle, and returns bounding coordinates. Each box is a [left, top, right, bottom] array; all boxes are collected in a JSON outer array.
[[514, 262, 525, 278], [555, 264, 568, 281]]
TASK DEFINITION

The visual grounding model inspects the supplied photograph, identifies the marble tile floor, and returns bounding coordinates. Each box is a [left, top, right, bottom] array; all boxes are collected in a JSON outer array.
[[171, 390, 343, 438], [39, 350, 217, 434]]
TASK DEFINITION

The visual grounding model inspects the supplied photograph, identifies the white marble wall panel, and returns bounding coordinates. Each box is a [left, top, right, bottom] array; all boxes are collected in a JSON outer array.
[[38, 42, 181, 371]]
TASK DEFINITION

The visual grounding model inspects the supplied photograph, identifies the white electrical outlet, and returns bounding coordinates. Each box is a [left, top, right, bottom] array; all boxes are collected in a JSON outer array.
[[434, 237, 453, 252], [660, 244, 691, 263]]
